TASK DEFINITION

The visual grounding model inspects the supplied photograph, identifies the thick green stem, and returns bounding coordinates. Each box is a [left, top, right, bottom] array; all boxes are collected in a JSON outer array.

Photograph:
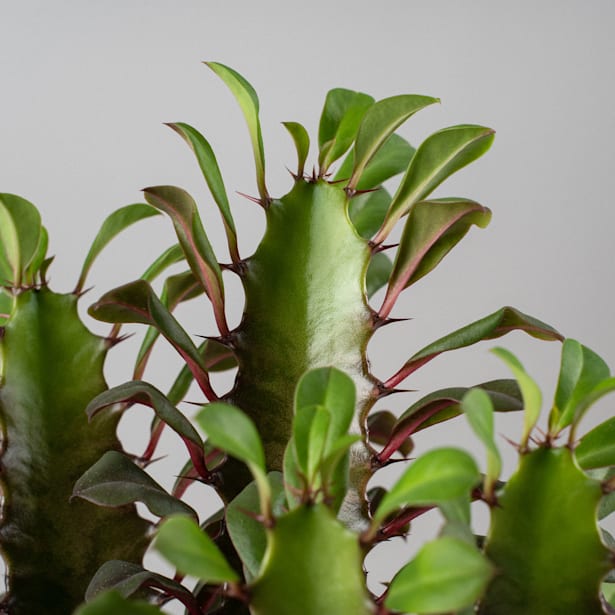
[[0, 290, 148, 614], [228, 180, 377, 510]]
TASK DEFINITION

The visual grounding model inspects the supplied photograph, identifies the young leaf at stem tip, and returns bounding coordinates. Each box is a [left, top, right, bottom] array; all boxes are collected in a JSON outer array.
[[348, 93, 438, 191], [461, 388, 502, 501], [492, 347, 541, 450], [206, 62, 268, 201], [166, 122, 239, 263], [75, 203, 160, 294], [374, 124, 495, 243], [282, 121, 310, 178]]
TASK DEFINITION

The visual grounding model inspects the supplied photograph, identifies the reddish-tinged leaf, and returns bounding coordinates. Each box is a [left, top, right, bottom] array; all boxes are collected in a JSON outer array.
[[143, 185, 228, 335], [385, 307, 562, 389], [380, 198, 491, 318]]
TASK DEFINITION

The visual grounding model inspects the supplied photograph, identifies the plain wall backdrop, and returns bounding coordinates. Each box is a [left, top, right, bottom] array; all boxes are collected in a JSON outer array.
[[2, 1, 614, 610]]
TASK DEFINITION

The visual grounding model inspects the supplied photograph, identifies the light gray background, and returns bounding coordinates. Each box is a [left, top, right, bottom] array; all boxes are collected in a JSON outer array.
[[2, 1, 615, 611]]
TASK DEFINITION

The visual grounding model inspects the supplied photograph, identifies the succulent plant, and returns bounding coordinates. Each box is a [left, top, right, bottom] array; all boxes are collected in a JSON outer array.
[[4, 63, 615, 615], [0, 195, 159, 613]]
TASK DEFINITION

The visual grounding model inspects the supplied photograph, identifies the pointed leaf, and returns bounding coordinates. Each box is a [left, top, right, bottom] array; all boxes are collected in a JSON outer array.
[[577, 417, 615, 470], [282, 121, 310, 177], [155, 514, 239, 583], [375, 125, 495, 242], [73, 451, 196, 520], [366, 251, 393, 298], [76, 203, 159, 293], [85, 381, 207, 475], [348, 187, 391, 239], [392, 307, 562, 386], [349, 94, 438, 190], [140, 244, 184, 283], [86, 560, 194, 605], [492, 347, 542, 449], [318, 88, 374, 172], [373, 447, 480, 524], [552, 339, 611, 432], [206, 62, 267, 200], [307, 406, 331, 482], [143, 185, 227, 334], [295, 367, 355, 446], [462, 388, 502, 497], [134, 270, 203, 378], [336, 134, 416, 190], [24, 225, 48, 285], [167, 122, 239, 262], [0, 193, 42, 287], [381, 198, 491, 317], [89, 279, 214, 398], [196, 402, 265, 471], [385, 536, 493, 614], [226, 472, 286, 580], [75, 591, 165, 615]]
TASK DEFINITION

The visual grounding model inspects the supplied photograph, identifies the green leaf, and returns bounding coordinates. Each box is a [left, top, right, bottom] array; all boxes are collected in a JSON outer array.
[[24, 225, 48, 285], [576, 417, 615, 470], [73, 451, 196, 520], [75, 203, 159, 293], [294, 405, 331, 484], [282, 121, 310, 177], [0, 193, 42, 287], [140, 244, 184, 283], [155, 515, 239, 583], [85, 560, 194, 605], [143, 185, 228, 334], [366, 252, 393, 298], [89, 279, 214, 399], [133, 269, 204, 379], [552, 339, 612, 432], [396, 307, 562, 382], [492, 348, 542, 449], [348, 187, 391, 239], [373, 447, 480, 525], [336, 134, 416, 190], [396, 379, 522, 436], [318, 88, 374, 172], [167, 122, 239, 262], [75, 591, 165, 615], [226, 472, 286, 580], [348, 94, 438, 190], [206, 62, 267, 200], [85, 381, 207, 475], [375, 124, 495, 242], [295, 367, 355, 447], [196, 402, 265, 471], [368, 410, 413, 455], [385, 536, 493, 614], [462, 388, 502, 498], [381, 198, 491, 316]]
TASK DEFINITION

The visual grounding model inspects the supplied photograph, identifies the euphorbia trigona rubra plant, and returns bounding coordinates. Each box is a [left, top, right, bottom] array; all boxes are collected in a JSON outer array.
[[2, 62, 615, 615]]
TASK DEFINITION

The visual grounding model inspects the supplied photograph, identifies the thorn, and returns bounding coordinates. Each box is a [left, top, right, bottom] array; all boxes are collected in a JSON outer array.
[[183, 400, 207, 406], [370, 242, 399, 254], [104, 332, 134, 348], [221, 259, 249, 276], [500, 434, 522, 452], [286, 166, 299, 181], [134, 454, 166, 469], [371, 313, 412, 330], [73, 285, 94, 298], [194, 332, 236, 348], [236, 191, 266, 208], [329, 177, 349, 185], [376, 383, 414, 399]]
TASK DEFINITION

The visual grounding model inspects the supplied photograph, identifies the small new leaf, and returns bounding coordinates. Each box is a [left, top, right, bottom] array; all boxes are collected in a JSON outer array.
[[155, 515, 239, 583]]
